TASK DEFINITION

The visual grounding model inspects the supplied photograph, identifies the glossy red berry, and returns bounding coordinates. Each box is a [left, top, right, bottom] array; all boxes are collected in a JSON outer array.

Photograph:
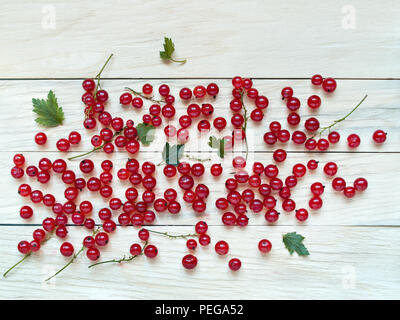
[[322, 78, 337, 92], [60, 242, 74, 257], [215, 240, 229, 255], [309, 196, 323, 210], [282, 198, 296, 212], [307, 160, 319, 170], [228, 258, 241, 271], [273, 149, 287, 162], [328, 131, 340, 144], [35, 132, 47, 145], [144, 245, 158, 258], [258, 239, 272, 253], [87, 247, 100, 261], [265, 209, 279, 223], [311, 74, 323, 85], [354, 177, 368, 191], [295, 208, 309, 221], [287, 112, 301, 126], [179, 88, 192, 100], [281, 87, 293, 99], [56, 139, 70, 152], [304, 117, 320, 132], [332, 177, 346, 191], [206, 83, 219, 96], [324, 162, 338, 176], [344, 186, 356, 198], [20, 206, 33, 219], [210, 163, 223, 176], [193, 85, 206, 98], [182, 254, 198, 269], [18, 241, 31, 254], [307, 95, 321, 109], [286, 97, 300, 111], [372, 130, 387, 143]]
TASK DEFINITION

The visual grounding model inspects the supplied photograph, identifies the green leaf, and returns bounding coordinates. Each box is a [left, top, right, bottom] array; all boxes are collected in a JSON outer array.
[[136, 123, 155, 146], [32, 90, 64, 127], [208, 136, 225, 158], [282, 232, 310, 256], [159, 37, 186, 63], [160, 37, 175, 60], [162, 143, 185, 166]]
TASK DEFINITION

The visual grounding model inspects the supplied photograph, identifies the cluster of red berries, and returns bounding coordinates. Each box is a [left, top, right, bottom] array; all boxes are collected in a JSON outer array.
[[8, 71, 387, 277]]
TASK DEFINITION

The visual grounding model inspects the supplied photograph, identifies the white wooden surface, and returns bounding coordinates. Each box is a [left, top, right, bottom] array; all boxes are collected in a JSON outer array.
[[1, 0, 400, 300]]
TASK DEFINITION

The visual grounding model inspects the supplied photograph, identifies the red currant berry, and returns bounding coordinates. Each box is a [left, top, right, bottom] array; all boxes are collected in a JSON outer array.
[[258, 239, 272, 253], [182, 254, 198, 269], [207, 83, 219, 96], [35, 132, 47, 145], [373, 130, 387, 144], [322, 78, 337, 92], [354, 177, 368, 191], [295, 208, 309, 221], [282, 198, 296, 212], [328, 131, 340, 144], [347, 134, 361, 148], [323, 162, 338, 176], [144, 245, 158, 258], [344, 186, 356, 198], [281, 87, 293, 99], [307, 95, 321, 109], [87, 247, 100, 261], [332, 177, 346, 191]]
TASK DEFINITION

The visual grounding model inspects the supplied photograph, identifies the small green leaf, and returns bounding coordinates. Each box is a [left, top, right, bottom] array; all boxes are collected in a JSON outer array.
[[32, 90, 64, 127], [159, 37, 186, 64], [282, 232, 310, 256], [208, 136, 225, 158], [136, 123, 155, 146], [162, 143, 185, 166]]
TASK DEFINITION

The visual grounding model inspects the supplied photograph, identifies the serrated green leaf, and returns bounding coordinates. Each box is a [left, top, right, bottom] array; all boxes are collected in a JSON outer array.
[[208, 136, 225, 158], [136, 123, 155, 146], [282, 232, 310, 256], [159, 37, 186, 63], [160, 37, 175, 60], [162, 142, 185, 166], [32, 90, 64, 127]]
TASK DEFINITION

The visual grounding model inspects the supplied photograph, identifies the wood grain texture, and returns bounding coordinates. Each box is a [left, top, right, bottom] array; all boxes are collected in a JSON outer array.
[[0, 0, 399, 78], [0, 79, 399, 152], [1, 226, 399, 299]]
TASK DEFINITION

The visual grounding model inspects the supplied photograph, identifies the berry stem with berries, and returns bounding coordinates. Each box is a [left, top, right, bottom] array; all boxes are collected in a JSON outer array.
[[94, 54, 114, 96], [45, 227, 100, 281], [314, 94, 368, 138], [239, 90, 249, 161], [84, 54, 114, 118], [125, 87, 163, 104], [147, 229, 198, 239], [67, 127, 126, 160], [3, 231, 53, 278], [88, 241, 147, 268]]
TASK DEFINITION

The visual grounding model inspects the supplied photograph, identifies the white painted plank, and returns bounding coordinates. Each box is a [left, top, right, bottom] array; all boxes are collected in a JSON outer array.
[[0, 1, 399, 78], [1, 226, 399, 299], [0, 79, 398, 152], [1, 152, 399, 226]]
